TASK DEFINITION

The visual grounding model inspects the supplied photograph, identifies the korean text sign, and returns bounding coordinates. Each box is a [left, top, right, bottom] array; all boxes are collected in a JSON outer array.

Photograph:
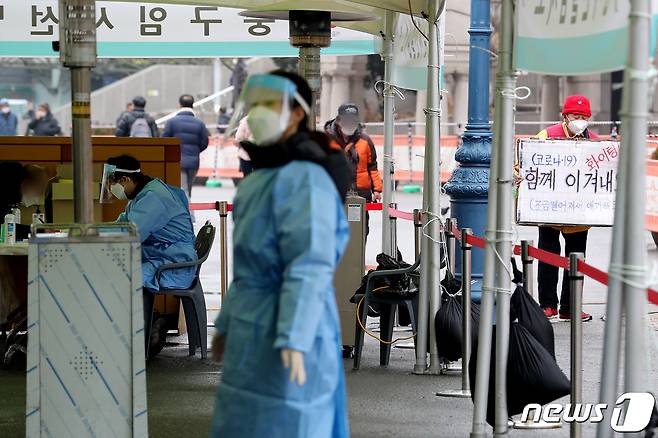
[[516, 139, 620, 227], [0, 1, 375, 58]]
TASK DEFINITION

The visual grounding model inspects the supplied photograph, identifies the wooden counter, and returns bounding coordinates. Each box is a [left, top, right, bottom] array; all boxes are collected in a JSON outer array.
[[0, 136, 183, 322]]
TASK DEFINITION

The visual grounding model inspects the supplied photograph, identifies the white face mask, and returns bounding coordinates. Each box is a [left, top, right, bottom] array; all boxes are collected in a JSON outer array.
[[22, 194, 42, 208], [246, 106, 287, 146], [340, 123, 358, 135], [567, 119, 589, 135], [110, 183, 128, 200], [1, 107, 9, 114]]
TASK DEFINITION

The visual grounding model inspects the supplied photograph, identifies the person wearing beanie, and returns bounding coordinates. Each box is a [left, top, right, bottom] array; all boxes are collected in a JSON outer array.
[[535, 95, 597, 322]]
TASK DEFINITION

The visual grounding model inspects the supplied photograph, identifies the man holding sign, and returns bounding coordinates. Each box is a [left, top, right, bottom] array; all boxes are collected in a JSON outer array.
[[535, 95, 597, 322]]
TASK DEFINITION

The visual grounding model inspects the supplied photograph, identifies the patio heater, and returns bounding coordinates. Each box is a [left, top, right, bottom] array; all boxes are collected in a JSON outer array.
[[57, 0, 96, 223], [240, 1, 378, 128]]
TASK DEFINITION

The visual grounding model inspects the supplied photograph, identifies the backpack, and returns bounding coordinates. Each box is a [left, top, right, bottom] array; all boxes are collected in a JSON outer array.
[[130, 117, 152, 137]]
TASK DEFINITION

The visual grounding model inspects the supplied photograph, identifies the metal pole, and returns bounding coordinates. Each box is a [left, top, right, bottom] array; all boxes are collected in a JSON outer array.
[[298, 46, 321, 129], [389, 203, 398, 257], [446, 218, 457, 274], [436, 227, 472, 398], [219, 201, 229, 304], [418, 0, 445, 376], [381, 10, 397, 257], [59, 0, 96, 224], [408, 122, 414, 186], [71, 68, 94, 223], [598, 31, 632, 438], [569, 253, 584, 438], [521, 240, 535, 299], [414, 209, 422, 262], [621, 0, 650, 404], [492, 1, 516, 435]]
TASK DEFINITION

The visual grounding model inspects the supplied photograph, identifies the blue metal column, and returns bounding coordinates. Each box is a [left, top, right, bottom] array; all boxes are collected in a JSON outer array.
[[443, 0, 492, 301]]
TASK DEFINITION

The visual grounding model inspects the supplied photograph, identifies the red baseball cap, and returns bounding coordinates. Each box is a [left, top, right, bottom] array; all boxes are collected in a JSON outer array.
[[562, 95, 592, 118]]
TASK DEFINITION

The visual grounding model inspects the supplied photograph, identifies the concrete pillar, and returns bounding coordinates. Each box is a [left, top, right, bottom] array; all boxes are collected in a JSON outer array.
[[320, 72, 334, 125], [330, 74, 351, 118], [452, 72, 469, 134], [541, 75, 561, 123], [349, 55, 368, 113]]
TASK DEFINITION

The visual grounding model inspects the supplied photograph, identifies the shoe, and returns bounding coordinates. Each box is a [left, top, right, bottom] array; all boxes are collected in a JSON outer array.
[[559, 311, 593, 322], [543, 307, 558, 319]]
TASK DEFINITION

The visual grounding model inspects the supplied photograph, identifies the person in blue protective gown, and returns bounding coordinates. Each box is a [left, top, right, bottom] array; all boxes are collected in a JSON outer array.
[[102, 154, 197, 356], [210, 71, 353, 438], [103, 154, 197, 291]]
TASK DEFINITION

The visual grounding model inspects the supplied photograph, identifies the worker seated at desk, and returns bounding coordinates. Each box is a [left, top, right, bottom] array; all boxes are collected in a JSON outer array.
[[0, 161, 49, 240], [101, 154, 197, 353]]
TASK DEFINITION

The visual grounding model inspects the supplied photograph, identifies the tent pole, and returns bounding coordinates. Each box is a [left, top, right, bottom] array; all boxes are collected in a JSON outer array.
[[381, 10, 397, 257]]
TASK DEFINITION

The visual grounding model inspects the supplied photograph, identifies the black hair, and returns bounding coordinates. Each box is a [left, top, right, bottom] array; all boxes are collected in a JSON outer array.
[[106, 154, 146, 183], [270, 70, 313, 132], [132, 96, 146, 108], [179, 94, 194, 108], [39, 103, 51, 114]]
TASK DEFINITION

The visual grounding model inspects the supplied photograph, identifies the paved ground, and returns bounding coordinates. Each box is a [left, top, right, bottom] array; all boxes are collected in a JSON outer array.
[[1, 182, 657, 437]]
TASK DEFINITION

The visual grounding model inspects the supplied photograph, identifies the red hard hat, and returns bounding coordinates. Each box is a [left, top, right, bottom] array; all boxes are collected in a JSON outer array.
[[562, 95, 592, 118]]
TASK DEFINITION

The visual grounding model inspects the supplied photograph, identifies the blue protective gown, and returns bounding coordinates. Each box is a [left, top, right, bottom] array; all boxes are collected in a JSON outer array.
[[118, 178, 197, 291], [211, 161, 350, 438]]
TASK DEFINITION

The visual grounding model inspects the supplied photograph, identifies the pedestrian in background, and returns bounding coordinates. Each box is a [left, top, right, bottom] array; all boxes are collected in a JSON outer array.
[[26, 103, 62, 136], [535, 95, 596, 322], [234, 116, 253, 177], [116, 101, 134, 126], [217, 107, 230, 135], [162, 94, 209, 202], [115, 96, 158, 138], [0, 99, 17, 136], [325, 103, 381, 237]]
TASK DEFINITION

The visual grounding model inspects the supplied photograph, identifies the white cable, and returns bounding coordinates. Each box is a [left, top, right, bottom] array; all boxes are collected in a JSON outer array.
[[501, 86, 532, 100]]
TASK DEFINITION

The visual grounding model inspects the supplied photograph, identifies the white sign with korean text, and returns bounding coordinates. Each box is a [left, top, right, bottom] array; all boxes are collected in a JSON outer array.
[[0, 1, 376, 58], [516, 139, 620, 227]]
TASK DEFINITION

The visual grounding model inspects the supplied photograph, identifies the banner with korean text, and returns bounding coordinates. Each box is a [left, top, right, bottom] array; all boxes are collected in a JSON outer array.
[[516, 0, 658, 75], [516, 138, 620, 226], [0, 1, 376, 58]]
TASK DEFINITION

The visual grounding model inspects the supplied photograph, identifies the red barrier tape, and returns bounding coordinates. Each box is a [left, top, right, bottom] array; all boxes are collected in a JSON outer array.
[[366, 203, 383, 211], [189, 202, 218, 211], [389, 208, 415, 221]]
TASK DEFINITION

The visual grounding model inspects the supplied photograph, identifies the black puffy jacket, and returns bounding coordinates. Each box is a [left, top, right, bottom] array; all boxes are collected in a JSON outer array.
[[162, 110, 209, 170], [26, 113, 63, 136]]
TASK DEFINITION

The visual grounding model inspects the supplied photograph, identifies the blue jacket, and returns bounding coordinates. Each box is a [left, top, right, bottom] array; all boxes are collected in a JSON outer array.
[[0, 112, 18, 136], [162, 110, 209, 170], [212, 161, 350, 438], [118, 178, 197, 291]]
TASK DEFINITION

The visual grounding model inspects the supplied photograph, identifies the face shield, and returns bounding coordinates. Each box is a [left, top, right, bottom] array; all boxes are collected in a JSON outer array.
[[226, 74, 310, 146], [100, 163, 141, 203]]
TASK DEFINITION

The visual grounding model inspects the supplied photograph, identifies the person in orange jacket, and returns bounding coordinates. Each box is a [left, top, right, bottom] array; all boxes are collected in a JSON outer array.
[[535, 95, 597, 322], [325, 104, 382, 237], [325, 104, 382, 199]]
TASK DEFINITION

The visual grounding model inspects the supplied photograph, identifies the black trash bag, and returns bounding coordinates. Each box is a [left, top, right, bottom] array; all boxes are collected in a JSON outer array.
[[434, 292, 481, 362], [433, 270, 481, 361], [509, 258, 556, 358], [468, 323, 570, 426]]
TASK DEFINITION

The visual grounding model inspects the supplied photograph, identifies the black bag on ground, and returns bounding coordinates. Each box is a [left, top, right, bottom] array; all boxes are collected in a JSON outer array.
[[468, 323, 570, 426], [434, 270, 481, 362], [350, 251, 419, 302], [509, 258, 556, 358]]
